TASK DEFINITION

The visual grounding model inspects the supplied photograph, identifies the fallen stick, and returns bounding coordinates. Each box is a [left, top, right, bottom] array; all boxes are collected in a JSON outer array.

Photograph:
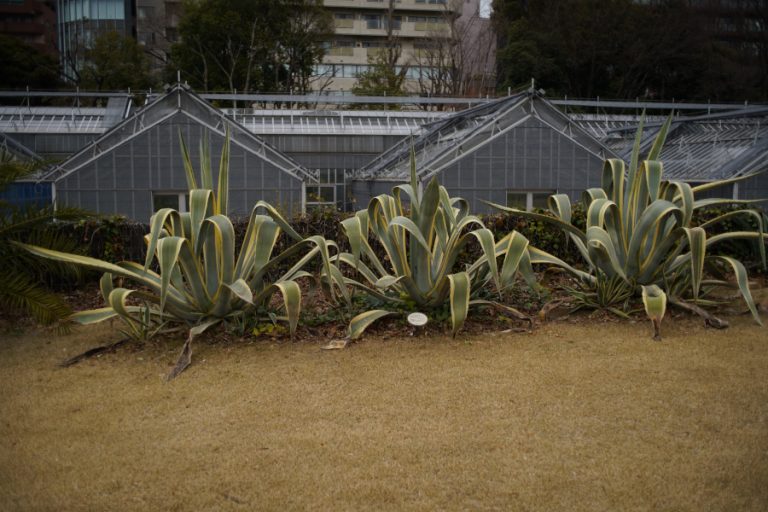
[[58, 337, 131, 368]]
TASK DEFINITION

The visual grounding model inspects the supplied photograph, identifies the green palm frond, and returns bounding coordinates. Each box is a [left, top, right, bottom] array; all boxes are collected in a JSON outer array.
[[0, 271, 72, 327]]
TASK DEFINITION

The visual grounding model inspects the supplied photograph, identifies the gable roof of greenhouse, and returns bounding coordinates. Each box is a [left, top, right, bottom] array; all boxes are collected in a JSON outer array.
[[0, 132, 51, 181], [42, 85, 314, 183], [0, 132, 43, 163], [356, 90, 619, 180], [582, 107, 768, 182]]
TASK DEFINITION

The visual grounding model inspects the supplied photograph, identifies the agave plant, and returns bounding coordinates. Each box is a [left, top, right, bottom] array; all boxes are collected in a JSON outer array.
[[336, 150, 559, 339], [491, 115, 766, 339], [23, 132, 339, 378]]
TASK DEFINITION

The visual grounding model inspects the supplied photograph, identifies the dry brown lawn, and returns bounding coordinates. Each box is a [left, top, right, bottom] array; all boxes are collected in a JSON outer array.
[[1, 314, 767, 511]]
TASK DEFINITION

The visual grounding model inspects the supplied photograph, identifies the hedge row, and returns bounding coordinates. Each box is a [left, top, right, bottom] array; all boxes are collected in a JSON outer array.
[[51, 204, 767, 280]]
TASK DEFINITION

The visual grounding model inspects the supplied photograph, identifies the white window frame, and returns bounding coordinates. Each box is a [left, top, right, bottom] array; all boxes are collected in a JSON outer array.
[[152, 191, 189, 213], [506, 190, 555, 211], [306, 185, 336, 209]]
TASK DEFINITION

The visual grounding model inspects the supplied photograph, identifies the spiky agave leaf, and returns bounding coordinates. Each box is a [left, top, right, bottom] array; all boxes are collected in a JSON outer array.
[[336, 145, 543, 339], [641, 285, 667, 341], [21, 132, 344, 379], [348, 310, 396, 340], [490, 112, 765, 336]]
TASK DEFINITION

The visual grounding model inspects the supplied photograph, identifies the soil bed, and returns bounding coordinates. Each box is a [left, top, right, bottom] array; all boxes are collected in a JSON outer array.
[[1, 313, 768, 511]]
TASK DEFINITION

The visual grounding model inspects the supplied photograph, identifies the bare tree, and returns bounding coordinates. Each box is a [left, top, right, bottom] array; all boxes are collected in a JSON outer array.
[[279, 2, 333, 94], [352, 0, 410, 103], [59, 26, 87, 85], [414, 0, 495, 99]]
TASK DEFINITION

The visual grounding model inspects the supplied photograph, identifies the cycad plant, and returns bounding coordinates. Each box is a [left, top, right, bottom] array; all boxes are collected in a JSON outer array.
[[491, 115, 766, 339], [336, 150, 557, 338], [23, 133, 339, 378], [1, 147, 90, 328]]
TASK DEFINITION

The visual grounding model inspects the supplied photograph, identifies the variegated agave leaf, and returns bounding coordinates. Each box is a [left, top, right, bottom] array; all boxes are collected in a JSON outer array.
[[489, 113, 766, 338], [339, 149, 544, 339], [22, 132, 344, 378]]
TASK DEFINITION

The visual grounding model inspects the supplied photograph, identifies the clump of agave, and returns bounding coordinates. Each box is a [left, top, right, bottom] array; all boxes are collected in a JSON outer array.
[[492, 115, 766, 339], [23, 132, 339, 378], [336, 149, 555, 338]]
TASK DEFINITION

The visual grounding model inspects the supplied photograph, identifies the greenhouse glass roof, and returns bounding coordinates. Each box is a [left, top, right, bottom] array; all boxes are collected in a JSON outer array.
[[43, 85, 313, 183], [577, 108, 768, 181], [356, 90, 617, 180]]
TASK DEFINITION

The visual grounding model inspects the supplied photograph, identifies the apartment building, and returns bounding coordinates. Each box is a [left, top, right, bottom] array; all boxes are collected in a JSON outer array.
[[56, 0, 135, 80], [318, 0, 458, 92], [135, 0, 182, 73], [0, 0, 58, 56]]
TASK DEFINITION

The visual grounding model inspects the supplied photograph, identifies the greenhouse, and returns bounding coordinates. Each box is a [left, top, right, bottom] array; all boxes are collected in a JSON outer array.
[[41, 85, 313, 220], [1, 86, 767, 217], [352, 90, 616, 213], [0, 132, 50, 209], [579, 107, 768, 203]]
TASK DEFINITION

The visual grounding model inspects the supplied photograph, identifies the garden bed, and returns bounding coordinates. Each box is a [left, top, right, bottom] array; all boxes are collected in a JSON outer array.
[[1, 308, 767, 511]]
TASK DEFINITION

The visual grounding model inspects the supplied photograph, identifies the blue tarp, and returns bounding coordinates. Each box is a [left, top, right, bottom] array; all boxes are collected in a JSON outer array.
[[0, 182, 53, 210]]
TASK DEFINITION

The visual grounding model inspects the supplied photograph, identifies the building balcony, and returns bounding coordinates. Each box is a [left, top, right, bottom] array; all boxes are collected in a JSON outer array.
[[324, 0, 452, 13], [324, 46, 369, 64], [334, 18, 354, 28], [324, 44, 424, 66], [332, 19, 449, 38]]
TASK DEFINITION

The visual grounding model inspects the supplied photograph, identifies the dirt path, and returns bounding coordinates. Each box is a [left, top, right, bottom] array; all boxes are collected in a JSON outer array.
[[1, 316, 767, 511]]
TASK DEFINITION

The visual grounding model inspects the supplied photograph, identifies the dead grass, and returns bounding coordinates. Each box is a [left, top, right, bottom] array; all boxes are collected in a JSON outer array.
[[1, 314, 767, 511]]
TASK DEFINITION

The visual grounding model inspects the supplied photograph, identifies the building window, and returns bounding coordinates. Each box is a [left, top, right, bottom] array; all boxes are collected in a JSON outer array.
[[137, 6, 154, 19], [506, 190, 553, 211], [153, 192, 189, 212], [306, 185, 335, 207], [314, 64, 334, 76], [385, 15, 402, 31], [364, 14, 381, 29], [137, 31, 156, 45]]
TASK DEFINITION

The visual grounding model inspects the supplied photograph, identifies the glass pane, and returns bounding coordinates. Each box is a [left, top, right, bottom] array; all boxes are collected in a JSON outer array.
[[506, 192, 527, 209], [153, 194, 179, 211], [318, 186, 334, 202], [532, 193, 551, 210]]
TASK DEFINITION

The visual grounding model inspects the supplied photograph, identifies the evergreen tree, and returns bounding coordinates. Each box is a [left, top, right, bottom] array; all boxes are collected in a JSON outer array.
[[492, 0, 768, 102], [0, 35, 61, 90], [80, 31, 155, 91], [169, 0, 331, 93]]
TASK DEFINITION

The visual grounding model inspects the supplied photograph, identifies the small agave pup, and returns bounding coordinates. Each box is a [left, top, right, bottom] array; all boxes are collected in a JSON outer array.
[[335, 148, 564, 339], [23, 131, 340, 379], [491, 114, 767, 339]]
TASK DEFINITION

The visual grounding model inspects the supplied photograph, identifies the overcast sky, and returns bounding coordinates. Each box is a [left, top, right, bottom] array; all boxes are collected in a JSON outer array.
[[480, 0, 492, 18]]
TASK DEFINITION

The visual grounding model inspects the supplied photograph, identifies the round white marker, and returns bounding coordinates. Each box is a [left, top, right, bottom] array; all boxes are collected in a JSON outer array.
[[407, 312, 428, 327]]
